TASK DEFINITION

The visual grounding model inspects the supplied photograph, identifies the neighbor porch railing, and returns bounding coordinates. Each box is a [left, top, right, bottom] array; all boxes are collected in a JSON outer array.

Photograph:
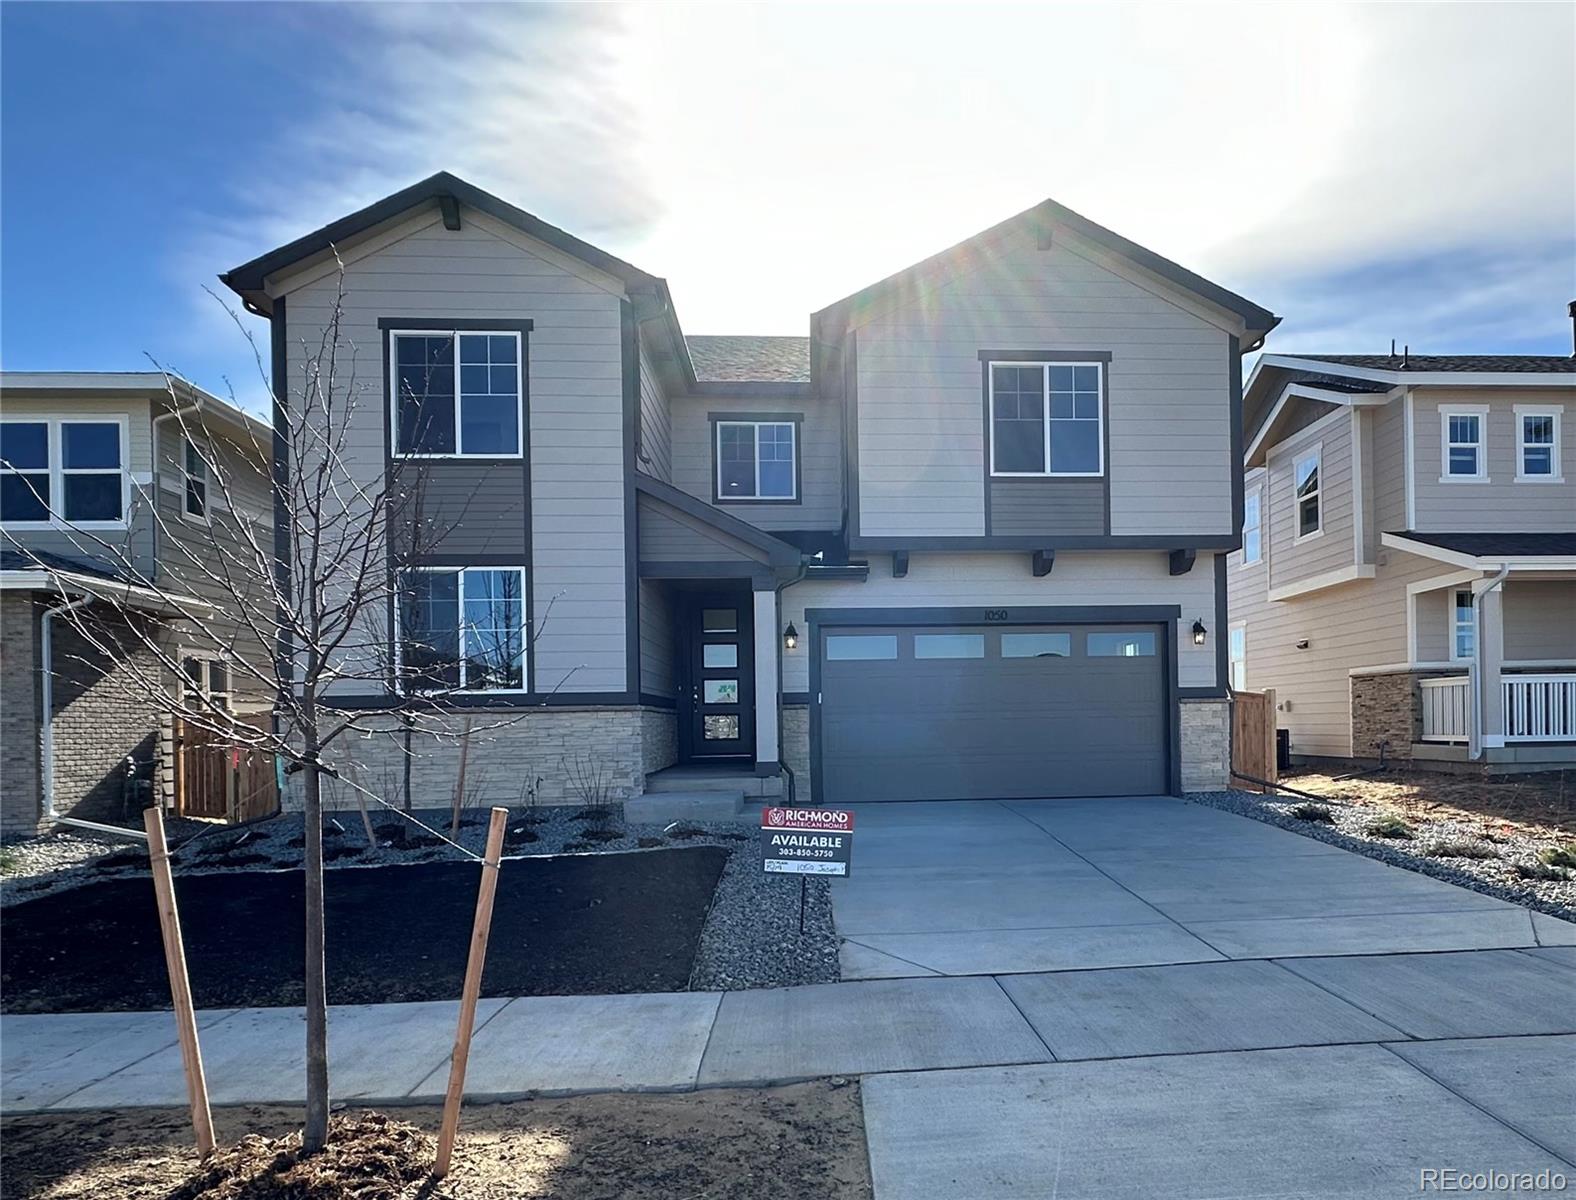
[[1419, 676, 1470, 743], [1418, 672, 1576, 744]]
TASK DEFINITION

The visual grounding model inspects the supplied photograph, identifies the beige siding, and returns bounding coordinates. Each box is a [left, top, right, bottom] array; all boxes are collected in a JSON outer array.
[[781, 550, 1220, 692], [637, 344, 672, 483], [1411, 387, 1576, 533], [669, 396, 842, 531], [1265, 409, 1355, 592], [851, 226, 1235, 539], [1371, 397, 1407, 532], [1504, 581, 1576, 662], [278, 211, 629, 694]]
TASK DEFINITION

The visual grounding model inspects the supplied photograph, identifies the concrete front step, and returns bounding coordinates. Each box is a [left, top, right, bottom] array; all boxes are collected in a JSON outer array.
[[644, 767, 784, 798], [624, 790, 747, 824]]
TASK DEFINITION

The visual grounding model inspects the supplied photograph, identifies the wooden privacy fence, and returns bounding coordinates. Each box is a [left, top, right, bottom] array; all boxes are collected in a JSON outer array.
[[164, 717, 281, 823], [1229, 688, 1278, 792]]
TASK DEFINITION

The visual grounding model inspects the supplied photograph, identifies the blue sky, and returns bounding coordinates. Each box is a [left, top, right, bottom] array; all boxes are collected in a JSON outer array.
[[4, 2, 1573, 414]]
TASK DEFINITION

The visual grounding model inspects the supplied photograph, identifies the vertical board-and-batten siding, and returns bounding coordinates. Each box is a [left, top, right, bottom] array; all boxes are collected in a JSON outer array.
[[1411, 387, 1576, 533], [1265, 408, 1355, 592], [851, 226, 1236, 539], [275, 210, 628, 693], [667, 394, 843, 531], [637, 344, 673, 483]]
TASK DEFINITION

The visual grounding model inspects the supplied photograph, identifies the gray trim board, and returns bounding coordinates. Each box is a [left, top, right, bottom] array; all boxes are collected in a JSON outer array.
[[638, 560, 778, 587], [708, 411, 805, 507], [689, 382, 812, 400], [1229, 334, 1245, 544], [781, 691, 812, 706], [1179, 686, 1229, 700], [376, 317, 535, 333], [1213, 550, 1227, 692], [323, 692, 662, 711], [849, 534, 1240, 552], [804, 563, 870, 580], [844, 332, 860, 543], [622, 300, 642, 698]]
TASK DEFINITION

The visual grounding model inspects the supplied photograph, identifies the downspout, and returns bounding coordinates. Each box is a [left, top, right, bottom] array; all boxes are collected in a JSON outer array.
[[1467, 564, 1511, 761], [40, 593, 148, 840]]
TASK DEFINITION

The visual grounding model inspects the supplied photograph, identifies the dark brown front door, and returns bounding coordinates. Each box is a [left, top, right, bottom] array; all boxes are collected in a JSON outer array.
[[679, 592, 754, 761]]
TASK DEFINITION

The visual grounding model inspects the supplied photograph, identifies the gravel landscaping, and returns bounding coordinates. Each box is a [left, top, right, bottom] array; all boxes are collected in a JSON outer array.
[[0, 804, 839, 995], [1191, 777, 1576, 921]]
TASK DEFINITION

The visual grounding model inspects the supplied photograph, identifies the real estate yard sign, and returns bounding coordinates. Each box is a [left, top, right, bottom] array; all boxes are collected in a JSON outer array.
[[760, 806, 854, 877]]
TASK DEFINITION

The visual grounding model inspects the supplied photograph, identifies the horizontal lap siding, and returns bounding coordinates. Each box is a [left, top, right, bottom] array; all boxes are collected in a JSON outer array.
[[1372, 399, 1407, 531], [637, 499, 768, 564], [281, 215, 627, 695], [1266, 413, 1355, 592], [638, 579, 676, 698], [1413, 387, 1576, 533], [397, 461, 529, 557], [638, 346, 672, 483], [1504, 580, 1576, 661], [853, 230, 1233, 539], [782, 550, 1219, 692], [989, 477, 1105, 536]]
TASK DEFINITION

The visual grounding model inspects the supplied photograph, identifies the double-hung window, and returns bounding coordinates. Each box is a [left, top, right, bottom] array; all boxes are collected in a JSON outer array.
[[715, 419, 797, 501], [1440, 405, 1487, 480], [1453, 590, 1475, 661], [390, 330, 523, 457], [183, 438, 209, 520], [398, 566, 527, 692], [1228, 624, 1247, 690], [1242, 488, 1263, 564], [1293, 447, 1321, 539], [989, 361, 1104, 476], [1515, 406, 1562, 481], [181, 655, 231, 711], [0, 418, 127, 526]]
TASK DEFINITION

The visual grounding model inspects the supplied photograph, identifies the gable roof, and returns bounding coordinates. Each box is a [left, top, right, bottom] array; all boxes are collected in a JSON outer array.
[[632, 474, 803, 569], [812, 197, 1279, 345], [0, 371, 271, 444], [686, 336, 811, 383], [1280, 353, 1575, 374]]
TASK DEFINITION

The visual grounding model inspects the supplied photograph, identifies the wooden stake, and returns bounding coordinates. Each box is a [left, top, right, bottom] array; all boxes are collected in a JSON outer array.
[[145, 806, 216, 1158], [449, 717, 474, 837], [346, 761, 377, 847], [434, 806, 508, 1178]]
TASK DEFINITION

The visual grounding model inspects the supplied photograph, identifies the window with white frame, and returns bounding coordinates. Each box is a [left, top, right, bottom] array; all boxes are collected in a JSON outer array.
[[398, 566, 527, 692], [1453, 589, 1474, 660], [1441, 406, 1487, 480], [1516, 406, 1562, 481], [715, 420, 797, 500], [1228, 624, 1247, 691], [0, 418, 127, 526], [390, 330, 523, 457], [1293, 447, 1321, 538], [989, 361, 1104, 476], [183, 438, 208, 519], [181, 655, 231, 711], [1242, 488, 1262, 564]]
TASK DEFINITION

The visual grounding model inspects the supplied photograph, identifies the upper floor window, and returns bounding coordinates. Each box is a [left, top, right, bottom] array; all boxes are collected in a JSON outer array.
[[391, 330, 522, 457], [183, 438, 208, 520], [1515, 406, 1563, 482], [988, 362, 1103, 477], [1293, 446, 1321, 539], [181, 655, 231, 711], [716, 419, 797, 501], [1242, 488, 1262, 564], [1453, 589, 1474, 660], [398, 565, 527, 693], [1228, 624, 1246, 690], [1440, 405, 1487, 481], [0, 418, 126, 527]]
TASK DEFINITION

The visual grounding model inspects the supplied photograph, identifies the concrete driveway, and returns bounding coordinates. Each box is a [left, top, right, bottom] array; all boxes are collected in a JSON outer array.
[[833, 797, 1559, 978]]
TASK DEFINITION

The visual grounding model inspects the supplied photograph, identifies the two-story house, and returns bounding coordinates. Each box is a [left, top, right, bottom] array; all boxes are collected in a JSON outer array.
[[0, 373, 274, 835], [1228, 351, 1576, 773], [220, 172, 1276, 808]]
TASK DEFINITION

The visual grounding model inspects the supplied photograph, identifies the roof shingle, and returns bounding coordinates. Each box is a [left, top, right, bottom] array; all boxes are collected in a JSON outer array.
[[1282, 354, 1574, 374], [686, 336, 811, 383], [1389, 531, 1576, 557]]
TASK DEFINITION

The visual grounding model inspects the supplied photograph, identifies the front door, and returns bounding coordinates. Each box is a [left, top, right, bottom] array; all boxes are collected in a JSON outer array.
[[679, 592, 755, 761]]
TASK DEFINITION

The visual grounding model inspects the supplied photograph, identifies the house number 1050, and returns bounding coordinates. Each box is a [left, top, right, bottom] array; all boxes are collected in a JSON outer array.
[[984, 610, 1009, 622]]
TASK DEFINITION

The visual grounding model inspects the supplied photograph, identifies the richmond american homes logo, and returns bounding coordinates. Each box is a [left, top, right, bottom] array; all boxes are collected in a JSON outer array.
[[760, 807, 855, 876]]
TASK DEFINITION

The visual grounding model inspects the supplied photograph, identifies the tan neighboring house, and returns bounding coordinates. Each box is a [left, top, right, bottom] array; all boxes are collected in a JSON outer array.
[[0, 373, 274, 835], [1228, 351, 1576, 773]]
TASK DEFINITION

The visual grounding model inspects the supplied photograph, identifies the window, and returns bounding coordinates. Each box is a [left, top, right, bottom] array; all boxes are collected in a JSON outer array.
[[0, 418, 126, 526], [1001, 632, 1072, 658], [1440, 405, 1487, 480], [1088, 631, 1157, 657], [914, 633, 985, 659], [1242, 488, 1262, 564], [1228, 625, 1246, 691], [716, 420, 797, 500], [989, 362, 1103, 476], [181, 656, 231, 711], [1453, 590, 1475, 661], [391, 330, 522, 457], [703, 644, 738, 669], [183, 438, 208, 520], [1294, 448, 1321, 539], [398, 566, 527, 692], [1516, 406, 1563, 481], [703, 680, 739, 703], [825, 634, 898, 661]]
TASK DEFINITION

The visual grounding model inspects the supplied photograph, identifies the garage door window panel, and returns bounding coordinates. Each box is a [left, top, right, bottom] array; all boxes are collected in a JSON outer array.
[[914, 633, 985, 659], [1001, 632, 1072, 658], [825, 634, 898, 661], [1088, 631, 1157, 657]]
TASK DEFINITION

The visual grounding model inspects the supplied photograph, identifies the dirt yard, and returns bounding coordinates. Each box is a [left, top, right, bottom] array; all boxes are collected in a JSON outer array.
[[1286, 768, 1576, 838], [0, 1082, 871, 1200]]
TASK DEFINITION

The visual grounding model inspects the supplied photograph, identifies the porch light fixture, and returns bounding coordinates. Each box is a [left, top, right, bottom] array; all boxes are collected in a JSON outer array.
[[783, 622, 799, 650], [1192, 619, 1208, 646]]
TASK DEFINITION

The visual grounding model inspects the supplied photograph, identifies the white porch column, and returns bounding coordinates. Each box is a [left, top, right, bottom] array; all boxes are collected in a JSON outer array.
[[1473, 580, 1507, 753], [753, 588, 780, 770]]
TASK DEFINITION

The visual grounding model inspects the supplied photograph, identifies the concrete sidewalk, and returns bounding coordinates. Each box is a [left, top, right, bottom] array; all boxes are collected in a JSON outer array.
[[5, 946, 1573, 1115]]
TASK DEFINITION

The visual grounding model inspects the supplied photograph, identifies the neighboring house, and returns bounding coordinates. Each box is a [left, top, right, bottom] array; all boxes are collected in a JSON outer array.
[[220, 172, 1276, 808], [0, 374, 274, 835], [1228, 351, 1576, 773]]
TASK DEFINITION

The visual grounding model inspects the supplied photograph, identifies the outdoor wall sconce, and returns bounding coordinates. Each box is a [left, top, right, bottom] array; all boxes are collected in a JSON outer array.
[[1192, 619, 1207, 646], [783, 622, 799, 650]]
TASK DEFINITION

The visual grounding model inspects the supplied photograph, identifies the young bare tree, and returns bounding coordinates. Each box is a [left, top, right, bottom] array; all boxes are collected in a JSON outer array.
[[1, 262, 568, 1153]]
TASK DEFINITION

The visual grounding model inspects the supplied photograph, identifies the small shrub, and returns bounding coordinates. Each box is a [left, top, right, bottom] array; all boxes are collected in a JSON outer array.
[[1289, 803, 1334, 824], [1428, 840, 1498, 860], [1365, 815, 1414, 840], [1516, 861, 1571, 882], [577, 828, 623, 844], [0, 848, 20, 875], [636, 835, 665, 848], [1539, 844, 1576, 869]]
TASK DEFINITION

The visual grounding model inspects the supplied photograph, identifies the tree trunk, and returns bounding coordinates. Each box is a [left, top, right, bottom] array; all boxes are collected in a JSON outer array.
[[301, 755, 330, 1152]]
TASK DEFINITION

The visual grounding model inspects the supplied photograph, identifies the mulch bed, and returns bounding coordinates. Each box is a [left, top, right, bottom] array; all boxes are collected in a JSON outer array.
[[0, 1083, 872, 1199], [0, 848, 726, 1014]]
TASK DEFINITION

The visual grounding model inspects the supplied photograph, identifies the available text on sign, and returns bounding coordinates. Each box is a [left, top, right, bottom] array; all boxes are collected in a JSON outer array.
[[760, 806, 854, 877]]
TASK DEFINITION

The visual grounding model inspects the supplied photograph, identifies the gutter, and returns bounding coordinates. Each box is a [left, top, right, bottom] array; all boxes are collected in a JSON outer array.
[[1467, 564, 1512, 761]]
